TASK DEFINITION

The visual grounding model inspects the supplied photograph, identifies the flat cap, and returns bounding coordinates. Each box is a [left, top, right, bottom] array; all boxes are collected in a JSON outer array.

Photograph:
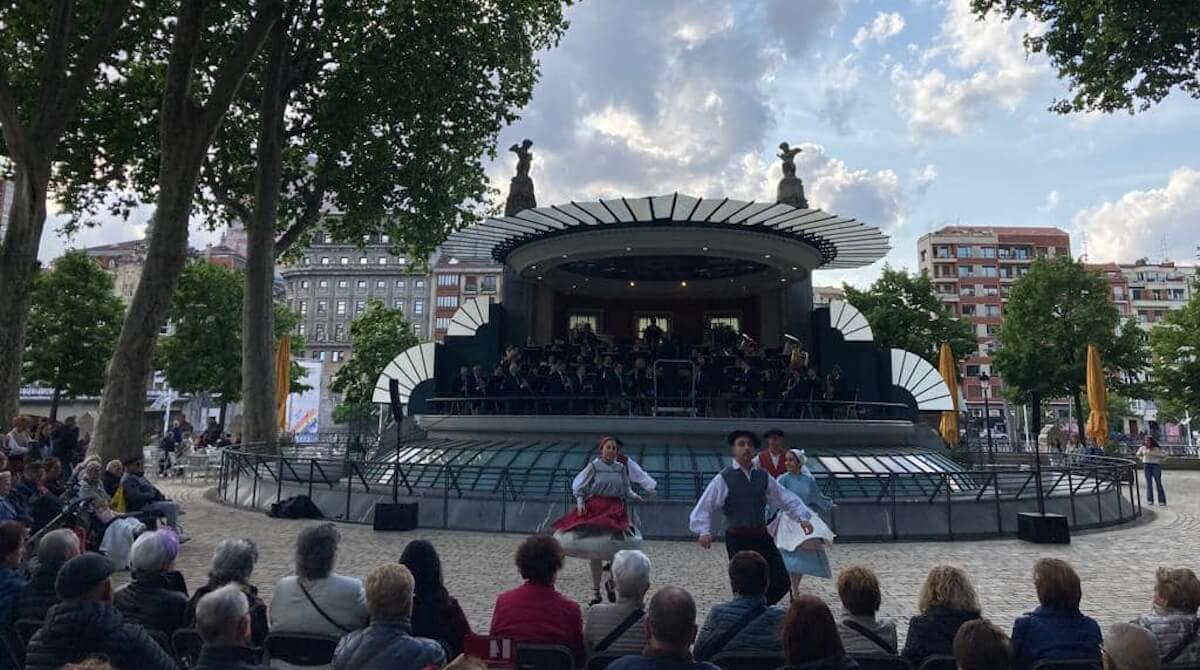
[[56, 552, 114, 600]]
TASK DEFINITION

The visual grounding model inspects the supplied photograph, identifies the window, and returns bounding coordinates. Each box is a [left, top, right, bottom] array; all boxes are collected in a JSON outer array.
[[338, 279, 348, 288], [339, 257, 349, 265], [332, 350, 343, 362], [414, 300, 425, 314], [986, 324, 1001, 335], [983, 286, 999, 297], [960, 286, 975, 297], [958, 266, 974, 278], [956, 246, 972, 258], [961, 304, 977, 316], [436, 317, 451, 331], [464, 276, 478, 293], [482, 275, 497, 292], [357, 279, 366, 289], [981, 247, 996, 258], [296, 323, 306, 336], [302, 257, 311, 265], [298, 300, 308, 316], [412, 323, 422, 336], [981, 266, 997, 278], [378, 257, 387, 265], [320, 257, 330, 265], [301, 279, 310, 289], [635, 314, 671, 339], [334, 323, 345, 341], [415, 279, 426, 289], [394, 300, 405, 311], [316, 300, 328, 314], [707, 315, 741, 332], [965, 364, 980, 377], [359, 257, 368, 265], [395, 279, 406, 289], [568, 313, 600, 332], [335, 300, 346, 315], [985, 304, 1002, 317], [376, 280, 386, 289], [934, 246, 952, 259], [316, 279, 326, 288], [314, 324, 326, 341], [436, 295, 459, 309], [381, 234, 390, 244], [437, 274, 459, 286], [312, 350, 322, 360], [355, 300, 365, 313]]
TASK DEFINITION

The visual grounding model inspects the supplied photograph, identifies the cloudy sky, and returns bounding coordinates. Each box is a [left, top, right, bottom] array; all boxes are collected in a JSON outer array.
[[41, 0, 1200, 287]]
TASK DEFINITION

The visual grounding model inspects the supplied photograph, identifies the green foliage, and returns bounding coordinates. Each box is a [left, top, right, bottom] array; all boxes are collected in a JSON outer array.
[[331, 300, 418, 423], [994, 257, 1149, 406], [842, 265, 976, 365], [972, 0, 1200, 114], [1150, 291, 1200, 423], [23, 251, 124, 400]]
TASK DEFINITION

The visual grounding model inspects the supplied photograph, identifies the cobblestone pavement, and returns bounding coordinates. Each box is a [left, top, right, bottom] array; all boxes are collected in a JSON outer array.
[[141, 470, 1197, 643]]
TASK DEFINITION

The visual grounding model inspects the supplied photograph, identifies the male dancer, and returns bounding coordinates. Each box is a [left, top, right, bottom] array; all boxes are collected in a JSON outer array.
[[757, 428, 789, 478], [690, 430, 813, 605]]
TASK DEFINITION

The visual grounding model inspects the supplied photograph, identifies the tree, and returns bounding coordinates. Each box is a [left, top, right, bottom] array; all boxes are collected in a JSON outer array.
[[842, 265, 976, 365], [22, 251, 124, 419], [1150, 292, 1200, 423], [972, 0, 1200, 114], [994, 256, 1149, 438], [331, 300, 418, 424], [0, 0, 142, 428]]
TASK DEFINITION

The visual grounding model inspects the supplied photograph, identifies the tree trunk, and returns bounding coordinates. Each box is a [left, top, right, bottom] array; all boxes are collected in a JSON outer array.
[[1072, 389, 1086, 443], [0, 164, 51, 428], [240, 18, 288, 448], [49, 388, 61, 422], [218, 401, 228, 433]]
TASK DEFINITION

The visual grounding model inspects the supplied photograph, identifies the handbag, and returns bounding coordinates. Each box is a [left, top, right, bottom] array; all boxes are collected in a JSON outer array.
[[297, 580, 354, 634]]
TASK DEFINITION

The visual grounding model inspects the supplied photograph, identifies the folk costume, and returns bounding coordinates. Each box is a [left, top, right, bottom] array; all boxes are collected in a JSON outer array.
[[553, 437, 648, 605], [774, 449, 835, 597]]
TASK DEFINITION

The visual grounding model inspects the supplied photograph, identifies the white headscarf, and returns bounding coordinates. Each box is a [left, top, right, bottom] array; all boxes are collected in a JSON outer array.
[[789, 449, 813, 477]]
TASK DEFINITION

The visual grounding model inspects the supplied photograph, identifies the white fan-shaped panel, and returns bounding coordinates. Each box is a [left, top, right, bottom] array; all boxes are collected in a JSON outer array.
[[828, 300, 874, 342], [371, 342, 437, 405], [890, 348, 954, 411], [446, 296, 491, 337]]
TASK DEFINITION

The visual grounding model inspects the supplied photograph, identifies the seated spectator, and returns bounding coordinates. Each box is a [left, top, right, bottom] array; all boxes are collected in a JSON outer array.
[[694, 551, 785, 661], [42, 457, 65, 497], [953, 619, 1012, 670], [608, 586, 718, 670], [1134, 567, 1200, 666], [271, 523, 369, 636], [12, 460, 46, 514], [1010, 558, 1102, 670], [400, 539, 472, 658], [835, 566, 897, 655], [120, 457, 182, 532], [0, 472, 24, 523], [76, 460, 111, 507], [102, 460, 123, 497], [586, 549, 651, 656], [1102, 623, 1158, 670], [193, 583, 269, 670], [24, 552, 176, 670], [490, 535, 585, 665], [0, 520, 28, 634], [779, 595, 857, 670], [15, 528, 80, 621], [188, 538, 269, 647], [113, 529, 190, 639], [902, 565, 982, 664], [332, 563, 446, 670]]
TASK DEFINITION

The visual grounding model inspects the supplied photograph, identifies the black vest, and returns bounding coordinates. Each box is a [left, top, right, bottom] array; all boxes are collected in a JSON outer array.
[[720, 466, 768, 529]]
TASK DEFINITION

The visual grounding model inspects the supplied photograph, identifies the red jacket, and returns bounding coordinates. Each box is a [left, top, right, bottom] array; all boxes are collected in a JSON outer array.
[[489, 581, 584, 664], [757, 450, 788, 478]]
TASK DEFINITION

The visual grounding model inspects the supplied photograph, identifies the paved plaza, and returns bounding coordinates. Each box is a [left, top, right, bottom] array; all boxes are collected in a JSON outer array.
[[139, 470, 1198, 643]]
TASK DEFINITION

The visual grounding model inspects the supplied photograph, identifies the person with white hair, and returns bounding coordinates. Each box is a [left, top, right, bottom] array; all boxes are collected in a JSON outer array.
[[14, 528, 80, 621], [112, 529, 190, 639], [187, 539, 269, 647], [774, 448, 835, 598], [1102, 623, 1160, 670], [75, 460, 110, 507], [584, 549, 652, 656], [194, 583, 268, 670]]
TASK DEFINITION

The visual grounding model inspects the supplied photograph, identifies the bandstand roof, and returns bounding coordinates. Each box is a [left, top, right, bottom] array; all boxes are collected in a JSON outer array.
[[441, 193, 890, 270]]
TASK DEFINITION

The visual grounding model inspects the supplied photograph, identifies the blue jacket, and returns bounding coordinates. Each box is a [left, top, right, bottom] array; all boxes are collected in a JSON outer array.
[[0, 566, 29, 628], [608, 652, 719, 670], [331, 618, 445, 670], [1011, 606, 1102, 670], [901, 607, 980, 664], [693, 595, 785, 661]]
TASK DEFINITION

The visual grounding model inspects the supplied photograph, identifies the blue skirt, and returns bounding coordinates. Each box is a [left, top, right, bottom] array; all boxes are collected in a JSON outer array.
[[781, 544, 831, 578]]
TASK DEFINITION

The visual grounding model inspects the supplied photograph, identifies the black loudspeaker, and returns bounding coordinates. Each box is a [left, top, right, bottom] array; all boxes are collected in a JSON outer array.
[[388, 379, 404, 424], [374, 502, 419, 531], [1017, 512, 1070, 544]]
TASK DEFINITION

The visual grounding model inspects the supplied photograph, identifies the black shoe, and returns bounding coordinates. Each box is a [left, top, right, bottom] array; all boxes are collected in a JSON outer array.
[[589, 593, 603, 606]]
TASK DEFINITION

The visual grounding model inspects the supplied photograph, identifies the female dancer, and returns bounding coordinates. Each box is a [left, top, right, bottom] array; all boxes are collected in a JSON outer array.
[[554, 436, 649, 605], [775, 449, 835, 599]]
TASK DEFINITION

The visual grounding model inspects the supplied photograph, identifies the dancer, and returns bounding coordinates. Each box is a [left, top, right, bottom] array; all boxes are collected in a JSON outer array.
[[690, 430, 814, 606], [776, 449, 834, 599], [571, 436, 657, 497], [554, 436, 648, 605]]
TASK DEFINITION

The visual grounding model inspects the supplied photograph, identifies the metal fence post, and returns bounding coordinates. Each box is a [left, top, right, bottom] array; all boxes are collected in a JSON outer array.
[[250, 456, 259, 509]]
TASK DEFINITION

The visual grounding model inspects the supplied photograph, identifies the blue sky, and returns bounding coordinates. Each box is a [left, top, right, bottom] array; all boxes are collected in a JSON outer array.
[[41, 0, 1200, 287]]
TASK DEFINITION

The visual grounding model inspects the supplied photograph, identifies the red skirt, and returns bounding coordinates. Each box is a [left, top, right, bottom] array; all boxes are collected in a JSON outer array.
[[552, 496, 631, 533]]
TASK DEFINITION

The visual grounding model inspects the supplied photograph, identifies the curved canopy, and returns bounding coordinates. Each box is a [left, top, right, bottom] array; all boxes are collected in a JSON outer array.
[[441, 193, 890, 270]]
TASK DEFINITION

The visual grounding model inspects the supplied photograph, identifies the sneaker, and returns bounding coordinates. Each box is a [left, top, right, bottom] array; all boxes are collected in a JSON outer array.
[[589, 593, 603, 606], [1159, 502, 1168, 507]]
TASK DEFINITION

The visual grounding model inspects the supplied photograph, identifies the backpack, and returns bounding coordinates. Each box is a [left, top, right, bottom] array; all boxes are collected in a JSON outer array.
[[269, 495, 323, 519]]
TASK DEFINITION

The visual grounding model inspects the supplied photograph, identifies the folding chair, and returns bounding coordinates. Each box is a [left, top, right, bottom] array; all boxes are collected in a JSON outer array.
[[263, 632, 341, 666], [516, 643, 575, 670], [711, 652, 786, 670], [172, 627, 205, 669]]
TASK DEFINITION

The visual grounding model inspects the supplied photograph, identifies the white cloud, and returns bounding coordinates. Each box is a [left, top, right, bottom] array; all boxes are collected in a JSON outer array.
[[1071, 168, 1200, 263], [798, 143, 905, 232], [915, 163, 938, 197], [1038, 190, 1060, 212], [853, 12, 905, 49]]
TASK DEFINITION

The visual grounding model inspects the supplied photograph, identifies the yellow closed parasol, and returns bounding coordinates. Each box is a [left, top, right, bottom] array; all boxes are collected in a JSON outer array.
[[1085, 343, 1108, 446], [275, 336, 291, 433], [938, 342, 960, 446]]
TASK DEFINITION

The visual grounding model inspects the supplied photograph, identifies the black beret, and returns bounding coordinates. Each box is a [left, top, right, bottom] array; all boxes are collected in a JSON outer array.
[[56, 552, 114, 600], [764, 428, 785, 439], [726, 430, 760, 449]]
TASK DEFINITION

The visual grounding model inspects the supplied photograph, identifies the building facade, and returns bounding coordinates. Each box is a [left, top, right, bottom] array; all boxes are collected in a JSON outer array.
[[812, 285, 844, 307], [430, 255, 504, 341], [917, 226, 1072, 435], [0, 179, 14, 241]]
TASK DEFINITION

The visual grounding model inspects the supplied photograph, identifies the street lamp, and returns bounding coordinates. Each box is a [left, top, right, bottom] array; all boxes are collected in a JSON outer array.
[[979, 372, 995, 464]]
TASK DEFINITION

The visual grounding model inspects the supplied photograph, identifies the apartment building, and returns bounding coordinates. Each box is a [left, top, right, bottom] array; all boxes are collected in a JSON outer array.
[[0, 179, 14, 241], [917, 226, 1072, 432], [812, 285, 844, 307], [430, 255, 503, 341]]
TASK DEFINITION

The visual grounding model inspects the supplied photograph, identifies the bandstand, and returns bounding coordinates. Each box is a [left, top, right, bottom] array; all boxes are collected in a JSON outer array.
[[218, 142, 1143, 540]]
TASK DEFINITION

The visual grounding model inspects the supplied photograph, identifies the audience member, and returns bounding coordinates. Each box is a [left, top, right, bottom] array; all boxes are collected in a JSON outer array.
[[1102, 623, 1159, 670], [0, 521, 27, 630], [113, 529, 190, 639], [188, 538, 269, 647], [42, 457, 65, 497], [490, 535, 585, 666], [1010, 558, 1102, 670], [75, 460, 111, 507], [102, 460, 123, 497], [332, 563, 447, 670], [59, 660, 114, 670], [119, 457, 182, 532], [953, 619, 1012, 670], [608, 587, 719, 670], [24, 552, 176, 670], [3, 416, 32, 457], [271, 523, 369, 636], [835, 566, 897, 655], [585, 549, 651, 656], [14, 528, 80, 621], [0, 472, 23, 522], [693, 551, 785, 661], [193, 583, 269, 670], [902, 565, 982, 664], [779, 595, 858, 670], [399, 539, 472, 659], [1134, 567, 1200, 666]]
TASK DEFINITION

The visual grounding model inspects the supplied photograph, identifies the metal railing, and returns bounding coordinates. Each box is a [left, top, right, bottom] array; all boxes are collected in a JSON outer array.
[[425, 396, 917, 421], [215, 446, 1142, 540]]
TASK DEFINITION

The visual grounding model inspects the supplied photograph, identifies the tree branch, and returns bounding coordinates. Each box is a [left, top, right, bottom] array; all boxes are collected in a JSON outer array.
[[275, 169, 329, 257], [34, 0, 73, 126], [198, 0, 284, 142], [0, 63, 32, 165]]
